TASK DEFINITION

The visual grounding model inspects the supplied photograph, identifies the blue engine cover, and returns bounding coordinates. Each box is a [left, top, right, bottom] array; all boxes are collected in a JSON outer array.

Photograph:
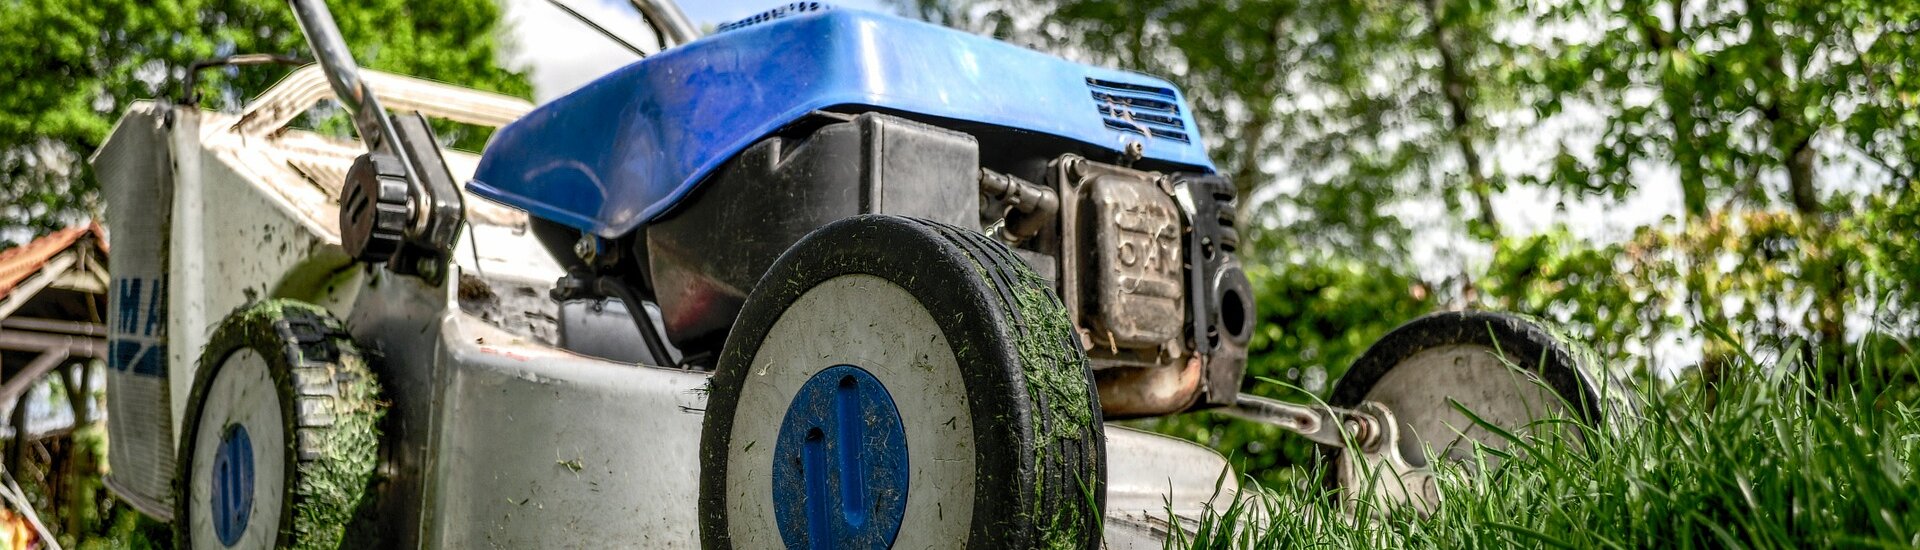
[[470, 6, 1216, 238]]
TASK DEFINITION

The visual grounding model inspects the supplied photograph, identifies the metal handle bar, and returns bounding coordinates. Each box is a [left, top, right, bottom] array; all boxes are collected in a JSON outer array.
[[287, 0, 408, 157], [629, 0, 699, 47], [288, 0, 426, 229]]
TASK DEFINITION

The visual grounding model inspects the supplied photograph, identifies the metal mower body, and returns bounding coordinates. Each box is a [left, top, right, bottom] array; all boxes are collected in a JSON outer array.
[[91, 88, 1234, 548], [90, 1, 1621, 547], [90, 4, 1244, 547]]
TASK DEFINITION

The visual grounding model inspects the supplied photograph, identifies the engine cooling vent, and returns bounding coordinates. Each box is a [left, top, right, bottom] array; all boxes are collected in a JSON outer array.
[[716, 2, 833, 33], [1086, 78, 1191, 143]]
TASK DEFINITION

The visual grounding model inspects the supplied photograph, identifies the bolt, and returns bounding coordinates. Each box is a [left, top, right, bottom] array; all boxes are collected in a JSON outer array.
[[1346, 417, 1380, 452], [573, 234, 598, 264]]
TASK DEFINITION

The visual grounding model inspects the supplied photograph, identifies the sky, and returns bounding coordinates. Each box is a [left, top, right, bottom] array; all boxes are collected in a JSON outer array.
[[500, 0, 895, 100]]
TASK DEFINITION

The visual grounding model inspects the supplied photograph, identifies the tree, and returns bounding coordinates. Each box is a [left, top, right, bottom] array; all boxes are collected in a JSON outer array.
[[0, 0, 532, 246], [1531, 0, 1920, 376], [904, 0, 1920, 480], [914, 0, 1538, 262], [0, 0, 529, 542]]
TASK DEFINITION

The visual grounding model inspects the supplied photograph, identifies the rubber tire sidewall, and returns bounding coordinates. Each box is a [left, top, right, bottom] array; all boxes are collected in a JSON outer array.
[[174, 301, 381, 550], [1330, 310, 1620, 424], [698, 215, 1105, 549]]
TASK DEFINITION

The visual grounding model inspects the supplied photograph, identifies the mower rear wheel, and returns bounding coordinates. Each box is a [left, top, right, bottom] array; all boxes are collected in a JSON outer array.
[[699, 215, 1105, 549], [176, 300, 384, 550], [1330, 311, 1629, 475]]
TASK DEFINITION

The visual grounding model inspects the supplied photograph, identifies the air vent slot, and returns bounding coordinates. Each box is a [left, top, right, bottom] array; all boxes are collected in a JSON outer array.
[[716, 2, 833, 33], [1086, 78, 1190, 143]]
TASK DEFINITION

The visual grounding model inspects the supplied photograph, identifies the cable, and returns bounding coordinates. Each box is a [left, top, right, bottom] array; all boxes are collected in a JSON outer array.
[[594, 277, 677, 368], [544, 0, 648, 58]]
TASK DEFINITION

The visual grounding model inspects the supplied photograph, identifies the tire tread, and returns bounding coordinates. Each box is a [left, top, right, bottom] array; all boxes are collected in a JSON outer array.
[[175, 300, 384, 550]]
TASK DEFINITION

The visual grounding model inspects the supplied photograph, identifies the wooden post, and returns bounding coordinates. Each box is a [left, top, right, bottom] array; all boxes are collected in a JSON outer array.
[[6, 385, 23, 480], [56, 363, 85, 426]]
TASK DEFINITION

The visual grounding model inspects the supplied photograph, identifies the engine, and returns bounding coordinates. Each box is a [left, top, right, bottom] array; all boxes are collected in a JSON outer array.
[[474, 6, 1254, 417]]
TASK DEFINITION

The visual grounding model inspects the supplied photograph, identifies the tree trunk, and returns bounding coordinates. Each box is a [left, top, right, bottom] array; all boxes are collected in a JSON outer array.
[[1231, 108, 1271, 231], [7, 391, 25, 480], [1672, 101, 1708, 218], [1420, 0, 1501, 237], [1748, 0, 1821, 217], [1786, 136, 1819, 215], [1635, 0, 1709, 219], [1745, 1, 1844, 379]]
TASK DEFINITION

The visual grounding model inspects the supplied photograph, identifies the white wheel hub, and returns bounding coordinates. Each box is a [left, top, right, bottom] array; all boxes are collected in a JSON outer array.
[[723, 274, 976, 548], [1358, 344, 1574, 468], [188, 349, 286, 549]]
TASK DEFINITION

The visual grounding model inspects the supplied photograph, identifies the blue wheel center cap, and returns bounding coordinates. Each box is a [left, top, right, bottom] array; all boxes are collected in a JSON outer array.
[[211, 423, 254, 546], [772, 365, 909, 550]]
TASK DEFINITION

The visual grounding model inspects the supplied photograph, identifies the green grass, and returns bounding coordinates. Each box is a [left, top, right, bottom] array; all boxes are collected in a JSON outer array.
[[1168, 355, 1920, 549]]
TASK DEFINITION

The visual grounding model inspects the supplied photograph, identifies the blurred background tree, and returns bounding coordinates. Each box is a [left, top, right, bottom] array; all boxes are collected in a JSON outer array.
[[0, 0, 531, 247], [0, 0, 528, 545], [909, 0, 1918, 484]]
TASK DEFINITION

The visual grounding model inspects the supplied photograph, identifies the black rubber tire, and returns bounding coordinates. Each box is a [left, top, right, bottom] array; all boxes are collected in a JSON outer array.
[[1321, 311, 1633, 502], [698, 215, 1106, 549], [174, 300, 385, 550], [1329, 310, 1627, 425]]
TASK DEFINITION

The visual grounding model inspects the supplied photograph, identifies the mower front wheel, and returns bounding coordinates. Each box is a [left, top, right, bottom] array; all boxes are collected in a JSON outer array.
[[699, 215, 1106, 549], [176, 300, 384, 550]]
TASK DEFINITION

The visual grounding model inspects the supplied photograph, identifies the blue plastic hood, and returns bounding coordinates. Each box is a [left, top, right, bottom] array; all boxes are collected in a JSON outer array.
[[470, 7, 1216, 238]]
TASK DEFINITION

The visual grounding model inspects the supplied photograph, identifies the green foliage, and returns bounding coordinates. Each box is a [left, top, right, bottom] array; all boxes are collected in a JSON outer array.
[[1170, 350, 1920, 548], [910, 0, 1919, 509], [1479, 225, 1680, 376], [0, 0, 531, 245], [1481, 206, 1907, 388], [1860, 181, 1920, 315], [915, 0, 1524, 257], [7, 423, 170, 550], [72, 505, 170, 550], [1532, 0, 1920, 214]]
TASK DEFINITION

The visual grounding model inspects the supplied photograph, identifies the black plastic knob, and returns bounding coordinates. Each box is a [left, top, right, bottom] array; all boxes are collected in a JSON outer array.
[[340, 153, 411, 263]]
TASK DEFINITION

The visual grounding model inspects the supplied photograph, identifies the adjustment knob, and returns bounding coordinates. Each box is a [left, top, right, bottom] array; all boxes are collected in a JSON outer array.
[[340, 153, 411, 263]]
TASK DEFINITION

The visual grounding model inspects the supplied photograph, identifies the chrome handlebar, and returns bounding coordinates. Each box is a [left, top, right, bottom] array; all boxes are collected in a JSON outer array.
[[629, 0, 699, 47], [289, 0, 432, 235], [287, 0, 409, 165]]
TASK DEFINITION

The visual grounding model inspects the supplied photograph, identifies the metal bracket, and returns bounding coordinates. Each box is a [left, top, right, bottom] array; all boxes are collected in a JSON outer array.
[[1221, 393, 1442, 515], [1219, 393, 1376, 449], [289, 0, 469, 280]]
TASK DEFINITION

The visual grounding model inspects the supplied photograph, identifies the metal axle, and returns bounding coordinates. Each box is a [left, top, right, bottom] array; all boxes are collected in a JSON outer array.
[[1219, 393, 1384, 451], [1222, 393, 1441, 515]]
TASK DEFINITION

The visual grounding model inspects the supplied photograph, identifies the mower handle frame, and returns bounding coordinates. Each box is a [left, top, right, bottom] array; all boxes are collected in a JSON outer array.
[[287, 0, 432, 234]]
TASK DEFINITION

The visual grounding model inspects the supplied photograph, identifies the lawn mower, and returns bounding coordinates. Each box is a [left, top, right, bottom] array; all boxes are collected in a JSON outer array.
[[89, 0, 1627, 547]]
